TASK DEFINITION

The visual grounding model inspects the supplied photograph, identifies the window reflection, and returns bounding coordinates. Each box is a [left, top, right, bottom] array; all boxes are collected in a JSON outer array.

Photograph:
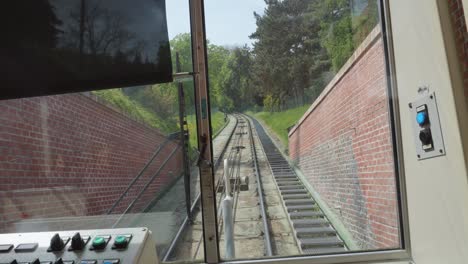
[[3, 0, 172, 99]]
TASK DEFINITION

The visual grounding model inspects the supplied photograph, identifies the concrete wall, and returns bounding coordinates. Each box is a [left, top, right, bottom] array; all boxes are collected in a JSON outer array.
[[0, 93, 182, 232], [288, 27, 399, 249]]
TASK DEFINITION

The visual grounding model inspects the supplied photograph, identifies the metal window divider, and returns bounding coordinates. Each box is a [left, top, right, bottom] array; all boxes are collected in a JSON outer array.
[[189, 0, 220, 263]]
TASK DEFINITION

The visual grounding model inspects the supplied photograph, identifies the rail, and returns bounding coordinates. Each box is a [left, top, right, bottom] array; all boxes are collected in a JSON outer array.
[[249, 115, 347, 255], [165, 114, 273, 260], [162, 115, 239, 262], [243, 114, 273, 256]]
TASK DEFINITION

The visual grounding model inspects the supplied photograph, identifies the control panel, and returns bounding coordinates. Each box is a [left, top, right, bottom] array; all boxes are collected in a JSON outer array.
[[409, 91, 446, 160], [0, 228, 157, 264]]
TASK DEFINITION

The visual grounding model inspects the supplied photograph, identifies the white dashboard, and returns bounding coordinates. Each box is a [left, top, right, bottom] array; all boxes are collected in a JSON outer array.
[[0, 228, 158, 264]]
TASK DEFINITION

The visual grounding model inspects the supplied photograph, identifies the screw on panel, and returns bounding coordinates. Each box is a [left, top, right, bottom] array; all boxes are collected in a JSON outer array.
[[430, 95, 434, 99], [439, 149, 443, 153], [409, 103, 413, 108], [417, 154, 421, 158]]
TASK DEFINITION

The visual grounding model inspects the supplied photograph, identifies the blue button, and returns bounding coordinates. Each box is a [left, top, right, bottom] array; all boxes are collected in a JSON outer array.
[[416, 111, 427, 125], [102, 260, 119, 264]]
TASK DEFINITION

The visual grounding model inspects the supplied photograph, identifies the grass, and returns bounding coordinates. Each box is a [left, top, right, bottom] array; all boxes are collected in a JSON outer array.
[[247, 105, 310, 146], [186, 111, 227, 150], [211, 111, 228, 137], [93, 88, 228, 156], [92, 89, 178, 134]]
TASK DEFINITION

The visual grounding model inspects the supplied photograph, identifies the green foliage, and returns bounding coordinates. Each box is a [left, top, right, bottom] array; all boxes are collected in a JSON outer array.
[[321, 15, 354, 71], [317, 0, 379, 71], [263, 95, 279, 113], [207, 44, 231, 109], [248, 105, 310, 145], [217, 46, 256, 111], [170, 33, 194, 72], [250, 0, 331, 110], [93, 89, 178, 134], [352, 0, 379, 46], [94, 0, 381, 148], [247, 0, 380, 110], [244, 0, 380, 148], [94, 33, 229, 145], [166, 33, 196, 112], [185, 114, 198, 154], [186, 111, 228, 151]]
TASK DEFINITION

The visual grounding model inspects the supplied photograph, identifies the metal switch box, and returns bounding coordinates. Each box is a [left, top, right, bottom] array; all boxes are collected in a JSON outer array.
[[409, 92, 445, 160]]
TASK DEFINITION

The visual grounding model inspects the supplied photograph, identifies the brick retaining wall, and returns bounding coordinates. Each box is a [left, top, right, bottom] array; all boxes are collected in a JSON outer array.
[[288, 27, 399, 249], [0, 93, 182, 232], [448, 0, 468, 98]]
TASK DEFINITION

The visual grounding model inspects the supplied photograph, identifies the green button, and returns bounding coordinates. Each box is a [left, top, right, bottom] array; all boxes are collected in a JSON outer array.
[[113, 235, 128, 249], [114, 236, 126, 245], [92, 237, 105, 248]]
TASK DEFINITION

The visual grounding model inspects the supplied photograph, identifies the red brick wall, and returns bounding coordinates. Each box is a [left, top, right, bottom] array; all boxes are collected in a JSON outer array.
[[0, 93, 182, 232], [288, 28, 399, 249], [448, 0, 468, 97]]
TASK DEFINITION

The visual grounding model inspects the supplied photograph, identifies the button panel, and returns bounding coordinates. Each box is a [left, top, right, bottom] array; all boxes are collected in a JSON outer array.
[[409, 92, 446, 160], [0, 228, 152, 264]]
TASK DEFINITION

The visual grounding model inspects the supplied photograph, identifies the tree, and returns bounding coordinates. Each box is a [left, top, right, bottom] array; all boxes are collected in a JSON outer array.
[[62, 1, 137, 57], [123, 33, 195, 119], [207, 44, 231, 109], [314, 0, 379, 72], [5, 0, 62, 49], [223, 46, 256, 111], [250, 0, 331, 110], [352, 0, 380, 46], [313, 0, 354, 72]]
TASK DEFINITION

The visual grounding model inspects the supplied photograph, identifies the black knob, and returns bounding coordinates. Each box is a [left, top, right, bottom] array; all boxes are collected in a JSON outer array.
[[419, 128, 433, 145], [32, 259, 40, 264], [10, 260, 18, 264], [54, 258, 64, 264], [50, 233, 65, 251], [71, 232, 85, 250]]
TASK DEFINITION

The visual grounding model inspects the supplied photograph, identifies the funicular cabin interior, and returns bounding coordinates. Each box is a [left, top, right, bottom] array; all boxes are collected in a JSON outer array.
[[0, 0, 468, 263]]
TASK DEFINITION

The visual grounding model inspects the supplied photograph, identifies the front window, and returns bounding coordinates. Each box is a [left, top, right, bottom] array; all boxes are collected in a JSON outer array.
[[0, 0, 407, 263]]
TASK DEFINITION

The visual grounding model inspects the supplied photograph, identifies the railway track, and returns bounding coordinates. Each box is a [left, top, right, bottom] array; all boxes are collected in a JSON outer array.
[[165, 113, 347, 261], [194, 114, 272, 259], [162, 115, 238, 261], [250, 116, 347, 255]]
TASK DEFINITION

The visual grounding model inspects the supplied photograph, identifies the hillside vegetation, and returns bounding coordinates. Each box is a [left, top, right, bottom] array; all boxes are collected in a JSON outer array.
[[93, 89, 227, 149], [186, 111, 227, 149], [93, 89, 178, 134], [93, 0, 379, 149], [248, 105, 309, 146]]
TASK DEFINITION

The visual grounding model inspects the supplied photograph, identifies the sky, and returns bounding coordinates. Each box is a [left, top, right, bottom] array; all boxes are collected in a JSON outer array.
[[166, 0, 266, 47]]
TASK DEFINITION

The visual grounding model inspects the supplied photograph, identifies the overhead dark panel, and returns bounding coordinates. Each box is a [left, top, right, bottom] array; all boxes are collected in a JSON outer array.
[[1, 0, 172, 100]]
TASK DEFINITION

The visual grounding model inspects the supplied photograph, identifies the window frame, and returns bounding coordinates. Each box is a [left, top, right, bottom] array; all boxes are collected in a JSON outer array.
[[191, 0, 413, 263]]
